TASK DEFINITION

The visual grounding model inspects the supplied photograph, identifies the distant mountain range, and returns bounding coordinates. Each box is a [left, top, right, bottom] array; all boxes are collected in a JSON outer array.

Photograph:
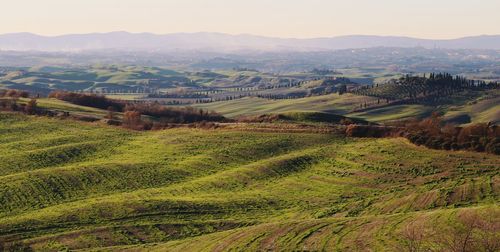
[[0, 32, 499, 52]]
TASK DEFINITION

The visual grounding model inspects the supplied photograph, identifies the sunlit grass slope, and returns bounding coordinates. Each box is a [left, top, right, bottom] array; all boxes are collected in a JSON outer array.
[[347, 104, 434, 122], [0, 113, 498, 251], [443, 90, 500, 124], [193, 93, 377, 118]]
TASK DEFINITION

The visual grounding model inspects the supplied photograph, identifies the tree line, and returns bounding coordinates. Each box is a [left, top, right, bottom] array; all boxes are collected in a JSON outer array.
[[345, 113, 499, 155], [1, 89, 227, 131], [353, 73, 499, 103], [402, 113, 499, 154]]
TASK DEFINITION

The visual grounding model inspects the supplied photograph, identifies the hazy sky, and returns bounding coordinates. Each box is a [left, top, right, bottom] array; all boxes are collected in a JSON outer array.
[[2, 0, 499, 38]]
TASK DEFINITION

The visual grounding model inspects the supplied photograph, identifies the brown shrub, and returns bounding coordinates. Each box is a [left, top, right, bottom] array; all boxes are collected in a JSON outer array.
[[125, 103, 225, 123], [458, 123, 490, 143], [122, 110, 142, 129], [1, 89, 30, 98], [24, 99, 38, 115], [345, 124, 396, 138], [403, 114, 499, 154]]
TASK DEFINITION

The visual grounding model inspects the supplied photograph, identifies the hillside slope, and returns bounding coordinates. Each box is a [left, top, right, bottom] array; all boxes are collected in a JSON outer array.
[[0, 113, 498, 251], [193, 93, 378, 118]]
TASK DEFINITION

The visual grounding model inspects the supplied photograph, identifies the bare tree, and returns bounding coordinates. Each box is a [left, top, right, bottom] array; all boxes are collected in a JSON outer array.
[[402, 222, 426, 252], [474, 210, 500, 252]]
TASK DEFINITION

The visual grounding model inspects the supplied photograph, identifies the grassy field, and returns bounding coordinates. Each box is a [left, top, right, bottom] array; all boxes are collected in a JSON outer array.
[[347, 104, 434, 122], [0, 113, 498, 251], [443, 90, 500, 124], [193, 93, 378, 118]]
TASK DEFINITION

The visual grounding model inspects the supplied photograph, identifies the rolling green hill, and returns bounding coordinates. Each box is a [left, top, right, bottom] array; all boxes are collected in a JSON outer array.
[[347, 104, 434, 122], [0, 113, 498, 251], [3, 66, 498, 127], [0, 66, 190, 94], [442, 90, 500, 125], [193, 91, 499, 125], [193, 93, 377, 118]]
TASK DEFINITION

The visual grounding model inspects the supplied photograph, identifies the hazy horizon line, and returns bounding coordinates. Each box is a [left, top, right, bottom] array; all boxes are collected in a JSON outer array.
[[2, 31, 499, 41]]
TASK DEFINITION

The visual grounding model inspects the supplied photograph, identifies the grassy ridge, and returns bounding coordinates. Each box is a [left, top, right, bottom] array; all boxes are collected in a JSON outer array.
[[347, 104, 433, 122], [192, 93, 377, 118], [0, 113, 498, 251], [443, 90, 500, 124]]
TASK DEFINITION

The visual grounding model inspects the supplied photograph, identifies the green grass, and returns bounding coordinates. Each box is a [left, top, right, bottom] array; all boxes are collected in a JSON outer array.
[[443, 90, 500, 124], [192, 93, 378, 118], [105, 94, 148, 100], [35, 98, 109, 116], [347, 104, 434, 122], [0, 113, 498, 251]]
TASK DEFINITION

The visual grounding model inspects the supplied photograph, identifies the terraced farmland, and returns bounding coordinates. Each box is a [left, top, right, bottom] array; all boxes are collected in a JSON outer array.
[[0, 113, 499, 251]]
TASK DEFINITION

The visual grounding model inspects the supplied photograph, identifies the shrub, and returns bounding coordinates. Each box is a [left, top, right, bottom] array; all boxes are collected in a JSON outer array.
[[49, 91, 124, 111], [105, 106, 116, 120], [24, 99, 38, 115], [0, 89, 29, 98], [402, 114, 499, 154], [125, 103, 225, 123], [122, 110, 143, 130], [345, 125, 396, 138]]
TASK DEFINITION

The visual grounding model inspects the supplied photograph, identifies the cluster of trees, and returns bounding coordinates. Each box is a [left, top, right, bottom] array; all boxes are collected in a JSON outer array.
[[124, 103, 225, 124], [254, 86, 348, 100], [232, 67, 259, 72], [138, 77, 353, 104], [257, 81, 301, 90], [49, 91, 124, 111], [337, 84, 348, 95], [1, 90, 226, 131], [256, 93, 307, 99], [0, 97, 39, 115], [354, 73, 499, 104], [91, 87, 159, 94], [49, 91, 227, 129], [345, 124, 397, 138], [48, 91, 225, 123], [403, 114, 499, 154], [310, 68, 342, 75], [146, 93, 210, 99], [0, 89, 29, 98], [344, 113, 499, 155], [0, 89, 39, 115], [194, 98, 214, 104], [120, 106, 223, 131], [211, 95, 244, 102]]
